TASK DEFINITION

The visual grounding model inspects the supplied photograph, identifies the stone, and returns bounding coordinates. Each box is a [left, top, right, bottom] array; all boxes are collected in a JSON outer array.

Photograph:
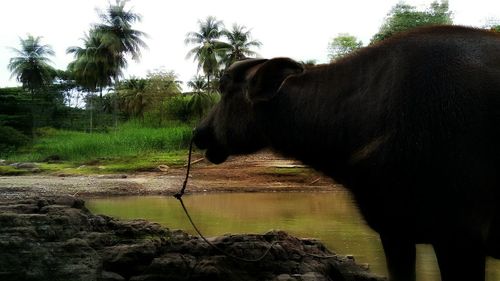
[[0, 196, 385, 281], [100, 271, 125, 281]]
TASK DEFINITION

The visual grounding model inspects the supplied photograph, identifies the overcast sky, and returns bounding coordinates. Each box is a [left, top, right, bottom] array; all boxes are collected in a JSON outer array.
[[1, 0, 500, 90]]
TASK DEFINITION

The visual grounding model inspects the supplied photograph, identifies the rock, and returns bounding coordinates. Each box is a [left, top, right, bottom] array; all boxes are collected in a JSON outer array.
[[100, 271, 125, 281], [16, 162, 38, 169], [0, 196, 385, 281], [156, 165, 169, 172]]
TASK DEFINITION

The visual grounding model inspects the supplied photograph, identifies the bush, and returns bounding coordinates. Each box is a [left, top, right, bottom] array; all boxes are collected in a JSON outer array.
[[8, 122, 192, 161], [0, 126, 30, 155], [166, 95, 192, 122]]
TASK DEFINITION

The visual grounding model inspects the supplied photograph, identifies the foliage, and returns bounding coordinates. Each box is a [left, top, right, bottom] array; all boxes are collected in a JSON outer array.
[[116, 77, 147, 119], [371, 0, 453, 43], [0, 87, 32, 134], [115, 70, 182, 124], [67, 0, 147, 92], [0, 126, 30, 155], [185, 17, 262, 93], [94, 0, 148, 62], [299, 60, 317, 67], [8, 122, 192, 162], [185, 16, 229, 89], [8, 35, 55, 96], [187, 75, 208, 94], [188, 92, 220, 119], [491, 25, 500, 32], [327, 34, 363, 61], [67, 29, 120, 93], [220, 24, 262, 66], [165, 95, 193, 122]]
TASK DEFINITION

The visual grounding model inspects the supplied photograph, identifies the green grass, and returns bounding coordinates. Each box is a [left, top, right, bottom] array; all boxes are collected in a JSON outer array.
[[0, 166, 30, 175], [260, 167, 311, 176], [4, 121, 194, 174]]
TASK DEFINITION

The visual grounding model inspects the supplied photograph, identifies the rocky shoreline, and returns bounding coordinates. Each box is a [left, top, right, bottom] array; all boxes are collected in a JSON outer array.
[[0, 196, 384, 281]]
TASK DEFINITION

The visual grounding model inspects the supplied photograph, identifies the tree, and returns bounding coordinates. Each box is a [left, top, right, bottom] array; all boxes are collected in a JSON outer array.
[[145, 69, 182, 99], [116, 77, 147, 120], [185, 16, 229, 92], [116, 71, 182, 124], [8, 35, 55, 98], [67, 29, 120, 133], [94, 0, 147, 69], [144, 70, 182, 125], [221, 24, 262, 66], [67, 0, 147, 130], [327, 34, 363, 61], [187, 75, 208, 94], [371, 0, 452, 43], [67, 29, 119, 95]]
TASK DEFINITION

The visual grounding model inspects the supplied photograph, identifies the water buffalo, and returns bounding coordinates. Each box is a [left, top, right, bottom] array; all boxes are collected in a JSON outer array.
[[192, 25, 500, 281]]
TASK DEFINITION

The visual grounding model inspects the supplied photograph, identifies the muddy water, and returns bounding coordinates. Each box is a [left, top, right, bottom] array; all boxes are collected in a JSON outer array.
[[86, 191, 500, 281]]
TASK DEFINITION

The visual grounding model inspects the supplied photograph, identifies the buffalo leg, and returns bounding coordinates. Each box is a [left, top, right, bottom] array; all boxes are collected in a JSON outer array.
[[433, 238, 485, 281], [381, 235, 416, 281]]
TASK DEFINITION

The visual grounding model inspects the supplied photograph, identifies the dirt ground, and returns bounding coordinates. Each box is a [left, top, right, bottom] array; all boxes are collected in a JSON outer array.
[[0, 151, 340, 199]]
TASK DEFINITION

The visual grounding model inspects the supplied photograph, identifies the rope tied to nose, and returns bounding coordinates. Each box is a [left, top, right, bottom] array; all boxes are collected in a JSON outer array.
[[173, 138, 278, 262], [173, 137, 337, 261]]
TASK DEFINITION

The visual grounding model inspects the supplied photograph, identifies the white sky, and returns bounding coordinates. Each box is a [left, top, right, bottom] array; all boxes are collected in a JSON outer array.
[[1, 0, 499, 91]]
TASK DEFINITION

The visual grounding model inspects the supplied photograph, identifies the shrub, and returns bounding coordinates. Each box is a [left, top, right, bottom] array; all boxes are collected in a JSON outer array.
[[0, 126, 30, 155]]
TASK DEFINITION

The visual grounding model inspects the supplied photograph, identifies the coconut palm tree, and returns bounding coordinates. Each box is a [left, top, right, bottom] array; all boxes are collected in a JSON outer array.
[[94, 0, 147, 66], [221, 24, 262, 66], [185, 16, 229, 92], [186, 75, 219, 119], [67, 29, 120, 95], [8, 35, 55, 98], [187, 75, 208, 94], [116, 77, 148, 120], [67, 29, 122, 132]]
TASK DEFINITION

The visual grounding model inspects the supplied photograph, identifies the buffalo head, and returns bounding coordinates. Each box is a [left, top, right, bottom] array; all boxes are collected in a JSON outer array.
[[192, 58, 304, 164]]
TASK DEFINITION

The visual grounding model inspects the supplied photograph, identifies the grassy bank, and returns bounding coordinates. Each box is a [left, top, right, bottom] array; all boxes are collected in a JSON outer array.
[[3, 122, 194, 174]]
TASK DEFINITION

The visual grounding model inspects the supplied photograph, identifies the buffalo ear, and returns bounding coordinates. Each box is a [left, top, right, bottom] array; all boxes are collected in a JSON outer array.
[[246, 57, 304, 103]]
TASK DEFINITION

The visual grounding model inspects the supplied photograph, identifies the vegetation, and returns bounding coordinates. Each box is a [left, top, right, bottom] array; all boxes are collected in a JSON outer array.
[[185, 16, 262, 93], [5, 122, 192, 173], [371, 0, 452, 43], [8, 35, 56, 98], [1, 0, 496, 174], [327, 34, 363, 61]]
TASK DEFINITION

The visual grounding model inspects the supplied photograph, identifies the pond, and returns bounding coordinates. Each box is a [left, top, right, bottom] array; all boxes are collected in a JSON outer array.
[[86, 191, 500, 281]]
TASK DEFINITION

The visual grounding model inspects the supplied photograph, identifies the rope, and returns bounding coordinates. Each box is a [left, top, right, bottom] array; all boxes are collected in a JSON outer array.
[[173, 138, 278, 262], [173, 138, 337, 261]]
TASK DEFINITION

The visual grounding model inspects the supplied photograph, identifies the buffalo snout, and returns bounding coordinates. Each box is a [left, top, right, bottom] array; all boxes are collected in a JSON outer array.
[[192, 126, 211, 150], [193, 126, 229, 164]]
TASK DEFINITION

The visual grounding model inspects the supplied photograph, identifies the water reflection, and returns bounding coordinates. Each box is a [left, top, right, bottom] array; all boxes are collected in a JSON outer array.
[[86, 191, 500, 281]]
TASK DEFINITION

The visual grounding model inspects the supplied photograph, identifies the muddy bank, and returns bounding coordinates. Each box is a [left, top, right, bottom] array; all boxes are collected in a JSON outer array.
[[0, 152, 340, 199], [0, 196, 384, 281]]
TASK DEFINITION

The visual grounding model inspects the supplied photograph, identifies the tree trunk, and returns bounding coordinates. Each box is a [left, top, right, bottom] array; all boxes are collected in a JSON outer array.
[[89, 94, 93, 134]]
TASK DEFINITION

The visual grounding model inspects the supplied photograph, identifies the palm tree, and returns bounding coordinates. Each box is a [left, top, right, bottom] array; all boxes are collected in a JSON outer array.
[[116, 78, 148, 120], [94, 0, 147, 67], [185, 16, 229, 92], [187, 75, 219, 119], [8, 35, 55, 98], [67, 29, 120, 95], [221, 24, 262, 66], [187, 75, 208, 94], [67, 29, 121, 133], [93, 0, 147, 127]]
